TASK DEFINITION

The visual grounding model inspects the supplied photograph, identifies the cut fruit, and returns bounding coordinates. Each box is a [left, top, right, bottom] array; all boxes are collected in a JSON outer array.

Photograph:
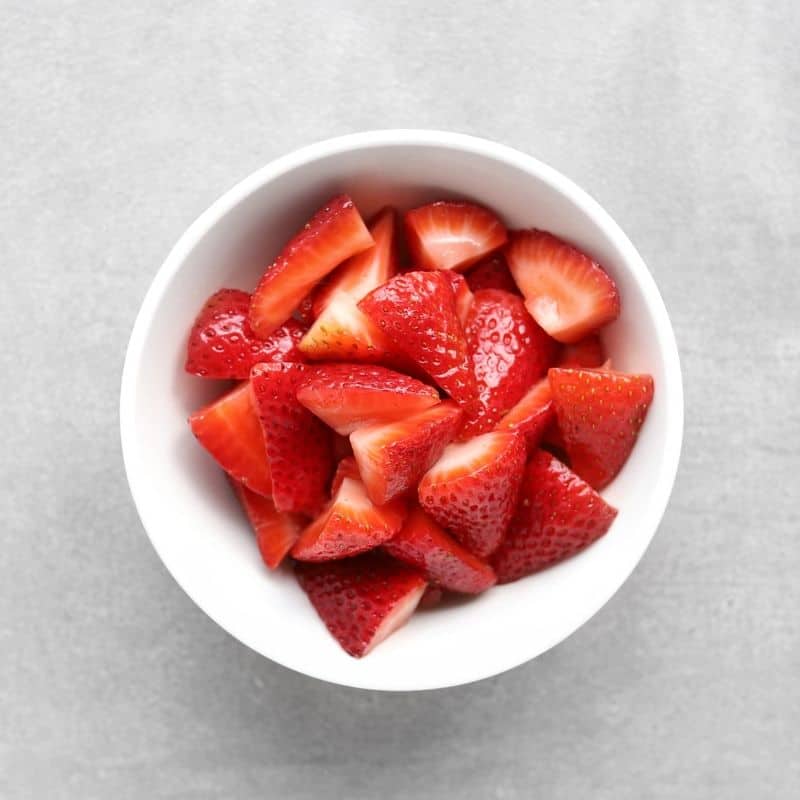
[[404, 201, 507, 271], [418, 585, 443, 609], [249, 194, 373, 338], [495, 376, 554, 450], [331, 455, 360, 495], [295, 554, 427, 657], [418, 430, 526, 558], [465, 254, 519, 294], [440, 270, 475, 326], [491, 450, 618, 583], [188, 381, 272, 497], [505, 230, 620, 343], [558, 334, 606, 368]]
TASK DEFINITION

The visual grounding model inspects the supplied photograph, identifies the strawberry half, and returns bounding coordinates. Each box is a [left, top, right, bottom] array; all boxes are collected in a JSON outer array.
[[495, 376, 554, 450], [465, 254, 519, 294], [418, 430, 526, 558], [250, 362, 333, 515], [441, 270, 475, 326], [558, 334, 606, 368], [249, 194, 373, 338], [291, 476, 406, 561], [404, 201, 508, 272], [230, 480, 303, 569], [295, 554, 427, 657], [297, 363, 440, 435], [505, 230, 620, 343], [490, 450, 618, 582], [350, 401, 463, 506], [384, 506, 496, 594], [548, 368, 654, 489], [188, 382, 272, 497], [359, 271, 477, 411], [462, 289, 558, 436]]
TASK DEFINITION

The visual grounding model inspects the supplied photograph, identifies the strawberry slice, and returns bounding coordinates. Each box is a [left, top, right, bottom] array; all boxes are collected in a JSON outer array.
[[250, 363, 333, 515], [249, 194, 373, 338], [495, 376, 554, 450], [404, 201, 508, 272], [558, 334, 606, 368], [490, 450, 618, 582], [440, 270, 474, 326], [418, 585, 444, 609], [331, 455, 360, 495], [505, 230, 620, 343], [230, 480, 303, 569], [465, 254, 519, 294], [188, 382, 272, 497], [384, 506, 496, 593], [418, 431, 526, 558], [462, 289, 558, 436], [297, 364, 440, 435], [295, 554, 427, 657], [350, 401, 463, 506], [185, 289, 306, 379], [359, 271, 477, 411], [548, 368, 654, 489]]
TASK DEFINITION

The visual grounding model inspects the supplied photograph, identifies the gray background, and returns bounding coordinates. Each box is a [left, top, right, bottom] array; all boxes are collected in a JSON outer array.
[[2, 1, 798, 798]]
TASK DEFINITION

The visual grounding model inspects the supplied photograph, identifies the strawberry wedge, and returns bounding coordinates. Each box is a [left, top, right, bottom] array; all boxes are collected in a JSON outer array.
[[465, 254, 519, 294], [440, 270, 475, 326], [249, 194, 373, 338], [495, 376, 554, 450], [505, 230, 620, 343], [330, 455, 360, 495]]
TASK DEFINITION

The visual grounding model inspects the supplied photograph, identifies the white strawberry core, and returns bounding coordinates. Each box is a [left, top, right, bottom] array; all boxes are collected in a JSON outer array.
[[427, 431, 502, 478], [364, 583, 427, 655]]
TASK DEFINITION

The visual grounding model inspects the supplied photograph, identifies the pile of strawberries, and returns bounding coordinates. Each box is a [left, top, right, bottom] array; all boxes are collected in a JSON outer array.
[[186, 194, 654, 657]]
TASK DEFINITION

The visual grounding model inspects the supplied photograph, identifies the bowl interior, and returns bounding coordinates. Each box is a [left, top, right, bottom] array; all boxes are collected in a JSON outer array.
[[122, 134, 682, 690]]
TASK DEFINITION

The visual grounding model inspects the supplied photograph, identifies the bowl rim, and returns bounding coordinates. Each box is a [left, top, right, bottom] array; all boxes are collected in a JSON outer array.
[[120, 129, 684, 691]]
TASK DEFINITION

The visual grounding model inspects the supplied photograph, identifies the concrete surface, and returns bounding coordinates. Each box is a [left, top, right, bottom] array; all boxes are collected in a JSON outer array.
[[1, 1, 798, 798]]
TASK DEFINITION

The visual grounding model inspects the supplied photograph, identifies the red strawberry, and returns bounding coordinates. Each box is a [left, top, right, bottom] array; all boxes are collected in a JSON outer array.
[[250, 363, 333, 515], [249, 195, 373, 338], [358, 271, 477, 411], [491, 450, 618, 582], [462, 289, 558, 436], [295, 554, 427, 657], [495, 376, 554, 450], [185, 289, 305, 379], [465, 254, 519, 294], [548, 368, 655, 489], [291, 475, 406, 561], [350, 401, 463, 506], [418, 431, 526, 558], [384, 506, 496, 593], [404, 201, 507, 272], [331, 432, 353, 463], [505, 230, 620, 343], [558, 334, 606, 368], [418, 585, 443, 609], [297, 364, 440, 435], [331, 455, 360, 495], [230, 480, 303, 569], [188, 382, 272, 497], [440, 270, 474, 326]]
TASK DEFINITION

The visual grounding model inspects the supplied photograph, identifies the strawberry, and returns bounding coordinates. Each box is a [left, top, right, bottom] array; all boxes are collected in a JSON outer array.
[[295, 554, 427, 657], [505, 230, 620, 343], [441, 270, 474, 326], [404, 201, 507, 272], [291, 476, 406, 561], [465, 254, 519, 294], [558, 334, 606, 368], [250, 362, 333, 515], [185, 289, 305, 379], [188, 382, 272, 496], [358, 271, 477, 411], [384, 506, 496, 593], [249, 194, 373, 338], [462, 289, 558, 436], [350, 401, 463, 506], [490, 450, 618, 582], [418, 585, 443, 609], [331, 432, 353, 463], [495, 376, 554, 450], [230, 480, 303, 569], [297, 363, 440, 435], [331, 455, 360, 495], [418, 430, 526, 558], [548, 368, 654, 489]]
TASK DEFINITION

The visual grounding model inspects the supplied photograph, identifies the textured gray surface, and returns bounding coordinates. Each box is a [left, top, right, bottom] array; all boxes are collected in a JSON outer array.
[[2, 1, 799, 797]]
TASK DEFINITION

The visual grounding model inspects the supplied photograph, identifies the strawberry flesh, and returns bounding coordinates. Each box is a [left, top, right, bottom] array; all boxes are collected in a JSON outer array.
[[465, 253, 520, 294], [330, 455, 360, 495], [440, 270, 475, 326], [495, 376, 554, 450], [558, 334, 606, 368]]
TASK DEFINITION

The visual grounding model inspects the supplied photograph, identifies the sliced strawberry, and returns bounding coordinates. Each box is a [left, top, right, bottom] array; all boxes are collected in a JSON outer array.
[[249, 195, 373, 338], [462, 289, 558, 436], [558, 334, 606, 368], [418, 431, 526, 558], [359, 271, 477, 411], [505, 230, 620, 343], [548, 368, 655, 489], [404, 201, 507, 272], [350, 401, 463, 506], [495, 376, 554, 450], [491, 450, 618, 582], [331, 455, 360, 495], [440, 270, 474, 326], [384, 506, 496, 593], [418, 585, 444, 609], [250, 363, 332, 515], [291, 476, 406, 561], [230, 480, 303, 569], [295, 554, 427, 657], [188, 382, 272, 496], [465, 254, 519, 294], [331, 432, 353, 463], [185, 289, 305, 379], [297, 363, 440, 436]]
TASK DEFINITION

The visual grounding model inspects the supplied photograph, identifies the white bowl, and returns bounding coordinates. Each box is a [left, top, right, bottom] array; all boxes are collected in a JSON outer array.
[[120, 130, 683, 691]]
